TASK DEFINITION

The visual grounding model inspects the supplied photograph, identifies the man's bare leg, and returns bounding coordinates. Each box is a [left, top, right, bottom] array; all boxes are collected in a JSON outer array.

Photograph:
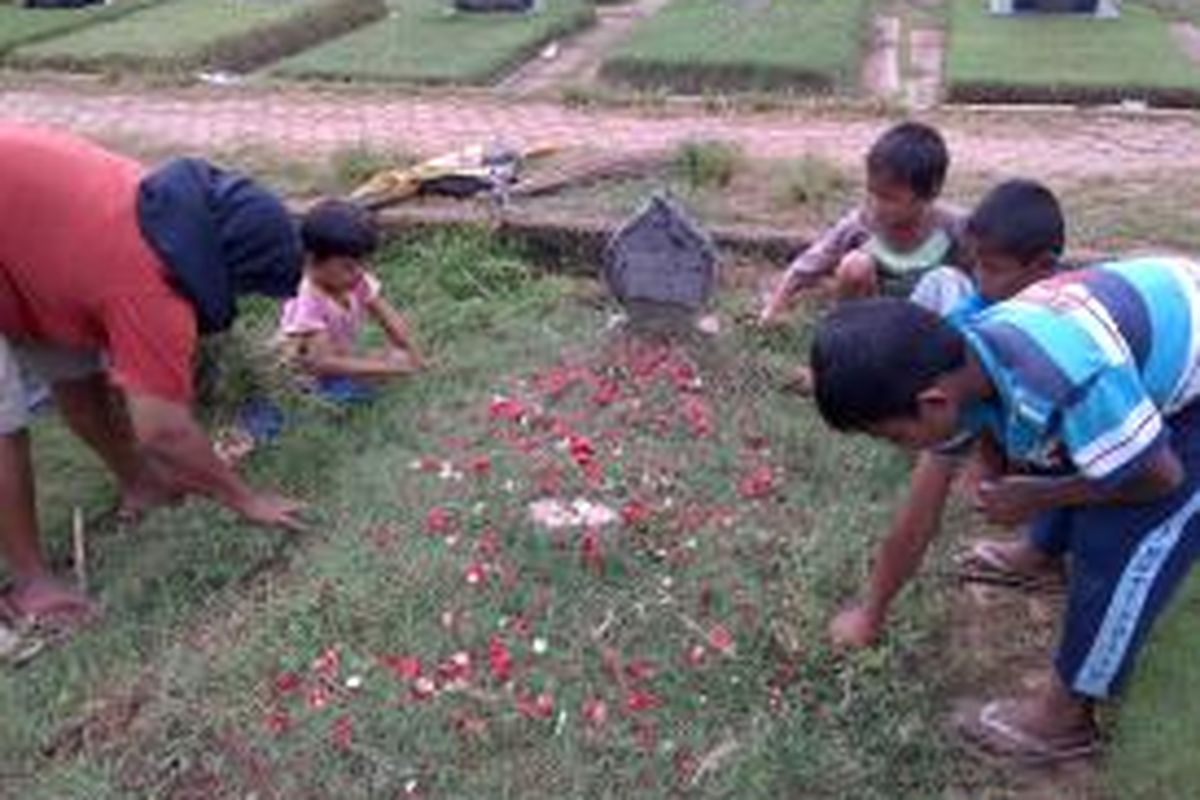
[[0, 429, 92, 620]]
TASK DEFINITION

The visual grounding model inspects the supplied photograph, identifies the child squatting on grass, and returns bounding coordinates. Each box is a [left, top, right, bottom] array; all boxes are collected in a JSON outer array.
[[760, 120, 975, 324], [811, 234, 1200, 761], [278, 199, 424, 402], [824, 180, 1062, 646]]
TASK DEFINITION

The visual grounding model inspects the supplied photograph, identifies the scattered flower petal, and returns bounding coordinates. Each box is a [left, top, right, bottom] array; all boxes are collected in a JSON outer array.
[[273, 670, 303, 695], [380, 654, 423, 680], [738, 464, 775, 499], [582, 697, 608, 730], [330, 714, 354, 751], [263, 709, 291, 736], [488, 635, 513, 683], [708, 624, 735, 654], [312, 647, 341, 679]]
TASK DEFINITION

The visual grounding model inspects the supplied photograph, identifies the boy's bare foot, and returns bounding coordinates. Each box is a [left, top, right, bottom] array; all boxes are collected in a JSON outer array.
[[956, 537, 1065, 592]]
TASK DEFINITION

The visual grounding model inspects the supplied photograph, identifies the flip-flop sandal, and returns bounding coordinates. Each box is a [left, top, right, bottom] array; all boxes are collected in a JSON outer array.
[[0, 589, 98, 668], [953, 699, 1100, 767], [953, 540, 1066, 593]]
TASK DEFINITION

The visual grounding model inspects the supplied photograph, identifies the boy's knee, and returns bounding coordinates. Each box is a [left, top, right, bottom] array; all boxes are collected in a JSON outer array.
[[834, 251, 879, 299]]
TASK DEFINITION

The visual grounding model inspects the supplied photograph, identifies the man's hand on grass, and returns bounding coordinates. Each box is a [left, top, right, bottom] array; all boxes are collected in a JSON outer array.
[[233, 491, 309, 533], [829, 604, 883, 649]]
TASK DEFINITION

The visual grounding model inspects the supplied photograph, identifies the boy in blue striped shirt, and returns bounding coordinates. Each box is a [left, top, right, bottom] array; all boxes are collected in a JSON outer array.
[[811, 211, 1200, 762]]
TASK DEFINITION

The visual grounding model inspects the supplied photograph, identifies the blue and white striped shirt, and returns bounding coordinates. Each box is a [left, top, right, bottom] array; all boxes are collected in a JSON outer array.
[[962, 257, 1200, 487]]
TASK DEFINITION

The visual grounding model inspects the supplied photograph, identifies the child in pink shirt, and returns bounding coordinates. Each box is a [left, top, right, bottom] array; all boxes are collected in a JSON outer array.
[[279, 200, 422, 400]]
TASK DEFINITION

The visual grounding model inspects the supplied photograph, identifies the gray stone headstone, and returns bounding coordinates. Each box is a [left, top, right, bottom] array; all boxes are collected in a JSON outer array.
[[454, 0, 535, 12], [602, 194, 719, 315]]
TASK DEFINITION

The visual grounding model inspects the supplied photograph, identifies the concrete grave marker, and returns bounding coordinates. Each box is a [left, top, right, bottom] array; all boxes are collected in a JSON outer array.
[[602, 194, 719, 322], [989, 0, 1120, 16]]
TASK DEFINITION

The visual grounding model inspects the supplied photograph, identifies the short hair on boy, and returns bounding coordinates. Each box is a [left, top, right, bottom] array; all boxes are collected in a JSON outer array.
[[811, 298, 965, 432], [967, 179, 1064, 265], [301, 199, 379, 261], [865, 121, 949, 201]]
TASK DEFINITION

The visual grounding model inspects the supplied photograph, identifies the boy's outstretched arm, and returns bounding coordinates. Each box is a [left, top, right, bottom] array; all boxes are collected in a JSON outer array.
[[366, 294, 424, 366], [830, 451, 959, 648], [760, 211, 863, 324]]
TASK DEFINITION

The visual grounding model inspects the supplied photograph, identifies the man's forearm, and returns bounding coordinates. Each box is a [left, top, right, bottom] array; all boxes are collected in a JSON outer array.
[[140, 419, 254, 508]]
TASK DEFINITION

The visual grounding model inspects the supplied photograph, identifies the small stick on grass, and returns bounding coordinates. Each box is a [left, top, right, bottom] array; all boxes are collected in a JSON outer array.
[[72, 507, 87, 593]]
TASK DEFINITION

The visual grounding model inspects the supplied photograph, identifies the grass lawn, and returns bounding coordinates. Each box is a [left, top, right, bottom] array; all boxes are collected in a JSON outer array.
[[10, 0, 383, 73], [0, 0, 159, 56], [1108, 571, 1200, 799], [598, 0, 873, 94], [945, 0, 1200, 106], [273, 0, 595, 85], [0, 228, 1006, 798]]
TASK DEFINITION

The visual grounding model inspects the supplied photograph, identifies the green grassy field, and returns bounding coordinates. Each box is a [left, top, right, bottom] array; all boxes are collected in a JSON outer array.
[[946, 0, 1200, 106], [1, 229, 999, 798], [1107, 571, 1200, 799], [0, 0, 160, 56], [273, 0, 595, 85], [10, 0, 382, 73], [599, 0, 873, 94]]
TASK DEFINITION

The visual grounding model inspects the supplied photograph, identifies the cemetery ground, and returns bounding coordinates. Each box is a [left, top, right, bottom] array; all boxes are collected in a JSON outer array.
[[3, 1, 1200, 796], [1, 122, 1199, 795]]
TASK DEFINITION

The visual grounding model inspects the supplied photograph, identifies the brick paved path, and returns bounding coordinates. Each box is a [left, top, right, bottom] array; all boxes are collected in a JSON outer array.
[[4, 81, 1200, 180]]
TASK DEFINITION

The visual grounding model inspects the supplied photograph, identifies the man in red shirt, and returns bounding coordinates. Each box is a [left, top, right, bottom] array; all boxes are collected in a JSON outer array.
[[0, 123, 306, 627]]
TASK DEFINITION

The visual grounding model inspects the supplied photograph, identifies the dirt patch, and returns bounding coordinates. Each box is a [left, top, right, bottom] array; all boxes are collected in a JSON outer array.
[[498, 0, 674, 97], [943, 526, 1107, 799]]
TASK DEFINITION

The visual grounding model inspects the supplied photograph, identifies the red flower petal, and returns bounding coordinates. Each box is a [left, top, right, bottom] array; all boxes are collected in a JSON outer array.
[[580, 529, 604, 572], [312, 647, 341, 679], [411, 676, 437, 700], [516, 690, 555, 719], [273, 670, 303, 695], [330, 714, 354, 751], [488, 635, 513, 684], [624, 658, 657, 682], [489, 396, 526, 421], [425, 506, 453, 534], [737, 464, 775, 499], [680, 396, 714, 438], [467, 453, 492, 475], [306, 683, 332, 710], [620, 500, 652, 527], [582, 697, 608, 729], [591, 380, 620, 406], [437, 651, 473, 684], [263, 709, 291, 736], [625, 688, 661, 713], [379, 654, 423, 680], [685, 644, 707, 668], [465, 562, 488, 586], [708, 624, 735, 653]]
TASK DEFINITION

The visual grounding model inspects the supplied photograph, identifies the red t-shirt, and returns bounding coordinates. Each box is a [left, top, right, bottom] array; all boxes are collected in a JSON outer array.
[[0, 123, 196, 402]]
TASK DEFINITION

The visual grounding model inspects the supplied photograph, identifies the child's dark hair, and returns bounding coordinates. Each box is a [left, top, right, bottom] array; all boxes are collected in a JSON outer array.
[[811, 298, 965, 432], [301, 199, 379, 261], [967, 179, 1064, 265], [866, 121, 949, 201]]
